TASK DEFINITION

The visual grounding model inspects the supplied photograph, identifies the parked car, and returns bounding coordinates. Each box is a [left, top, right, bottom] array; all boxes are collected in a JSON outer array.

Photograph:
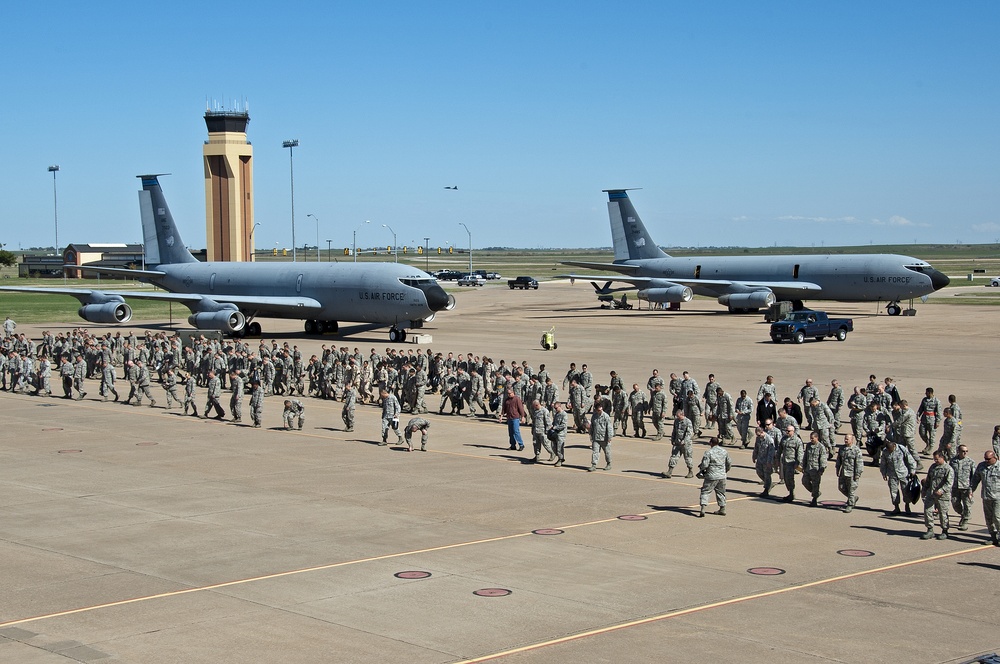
[[770, 310, 853, 344], [486, 272, 502, 280], [989, 276, 1000, 287], [434, 270, 464, 281], [458, 274, 485, 287], [508, 276, 539, 290]]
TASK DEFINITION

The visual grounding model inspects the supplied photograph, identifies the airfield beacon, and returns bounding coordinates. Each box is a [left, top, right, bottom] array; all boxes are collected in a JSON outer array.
[[203, 108, 254, 262]]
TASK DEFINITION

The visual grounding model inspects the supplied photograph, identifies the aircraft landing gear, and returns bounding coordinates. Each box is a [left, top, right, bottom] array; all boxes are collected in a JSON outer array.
[[389, 327, 407, 343], [304, 320, 339, 334], [886, 302, 902, 316], [246, 321, 262, 337]]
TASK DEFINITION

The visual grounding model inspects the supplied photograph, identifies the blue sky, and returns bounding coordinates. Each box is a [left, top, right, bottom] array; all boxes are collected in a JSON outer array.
[[1, 1, 997, 253]]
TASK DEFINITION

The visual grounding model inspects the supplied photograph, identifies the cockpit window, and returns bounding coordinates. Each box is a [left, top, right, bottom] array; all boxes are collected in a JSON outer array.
[[399, 278, 437, 288], [904, 265, 926, 273]]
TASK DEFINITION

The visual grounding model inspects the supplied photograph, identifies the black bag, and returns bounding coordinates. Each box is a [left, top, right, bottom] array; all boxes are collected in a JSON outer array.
[[489, 394, 501, 412], [902, 475, 921, 505], [546, 428, 559, 443]]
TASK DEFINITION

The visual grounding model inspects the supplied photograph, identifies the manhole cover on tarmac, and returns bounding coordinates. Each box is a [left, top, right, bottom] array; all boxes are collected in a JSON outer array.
[[394, 571, 432, 579], [617, 515, 648, 521], [57, 449, 82, 454], [532, 528, 564, 535], [837, 549, 875, 558], [747, 567, 786, 576], [473, 588, 512, 597], [136, 442, 159, 447]]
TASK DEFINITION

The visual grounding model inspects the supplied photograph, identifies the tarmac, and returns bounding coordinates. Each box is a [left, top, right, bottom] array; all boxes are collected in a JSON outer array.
[[1, 283, 999, 663]]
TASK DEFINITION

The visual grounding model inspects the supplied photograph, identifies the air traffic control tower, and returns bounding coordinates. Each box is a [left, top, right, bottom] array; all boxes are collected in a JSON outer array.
[[203, 109, 254, 261]]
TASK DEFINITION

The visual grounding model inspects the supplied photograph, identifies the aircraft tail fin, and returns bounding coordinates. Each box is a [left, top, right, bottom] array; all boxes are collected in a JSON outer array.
[[137, 175, 197, 266], [605, 189, 669, 261]]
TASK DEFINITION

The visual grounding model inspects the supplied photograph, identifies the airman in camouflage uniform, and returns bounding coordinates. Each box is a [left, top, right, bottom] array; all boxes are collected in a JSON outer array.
[[588, 402, 613, 472], [836, 434, 864, 512], [628, 383, 647, 438], [229, 371, 244, 422], [802, 431, 828, 507], [847, 387, 867, 440], [715, 387, 735, 444], [702, 375, 720, 430], [950, 445, 975, 531], [936, 407, 961, 461], [697, 437, 731, 517], [249, 380, 263, 428], [203, 370, 225, 419], [827, 379, 845, 430], [752, 426, 777, 497], [971, 450, 1000, 546], [777, 425, 804, 503], [735, 390, 754, 447], [920, 451, 954, 540], [798, 378, 818, 428], [403, 417, 430, 452], [880, 439, 917, 515], [549, 401, 568, 467], [891, 400, 921, 470], [162, 367, 181, 409], [530, 400, 554, 462], [808, 397, 836, 460], [649, 383, 668, 440], [342, 385, 357, 432], [917, 387, 942, 455], [663, 409, 694, 479], [282, 399, 305, 430]]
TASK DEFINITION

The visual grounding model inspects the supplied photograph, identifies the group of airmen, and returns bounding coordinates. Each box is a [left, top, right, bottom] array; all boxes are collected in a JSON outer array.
[[2, 317, 998, 545]]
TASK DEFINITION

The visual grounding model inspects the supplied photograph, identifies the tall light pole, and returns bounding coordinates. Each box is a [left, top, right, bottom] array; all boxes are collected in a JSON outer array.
[[282, 139, 299, 261], [249, 222, 260, 262], [48, 165, 60, 254], [423, 236, 430, 272], [354, 220, 370, 263], [459, 222, 472, 274], [326, 238, 332, 262], [382, 223, 397, 263], [306, 213, 320, 262]]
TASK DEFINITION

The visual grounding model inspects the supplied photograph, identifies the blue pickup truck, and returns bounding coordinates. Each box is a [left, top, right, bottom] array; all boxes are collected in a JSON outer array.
[[770, 310, 853, 344]]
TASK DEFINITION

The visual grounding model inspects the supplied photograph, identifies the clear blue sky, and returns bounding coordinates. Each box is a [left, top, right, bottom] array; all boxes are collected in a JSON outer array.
[[2, 1, 997, 253]]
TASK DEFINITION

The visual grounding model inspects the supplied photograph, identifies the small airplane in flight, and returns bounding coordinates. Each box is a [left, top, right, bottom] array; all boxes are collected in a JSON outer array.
[[0, 175, 455, 341], [562, 189, 950, 315]]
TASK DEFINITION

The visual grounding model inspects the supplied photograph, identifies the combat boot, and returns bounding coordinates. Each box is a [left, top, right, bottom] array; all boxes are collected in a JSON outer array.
[[904, 502, 912, 514], [890, 503, 901, 515], [697, 506, 705, 518], [936, 530, 948, 540], [420, 444, 426, 451], [809, 497, 818, 507], [920, 529, 935, 540], [715, 507, 726, 516], [587, 466, 596, 472], [958, 520, 969, 531], [603, 463, 611, 471], [652, 434, 663, 441], [532, 454, 540, 463], [554, 460, 563, 467], [684, 469, 694, 478], [661, 469, 672, 479]]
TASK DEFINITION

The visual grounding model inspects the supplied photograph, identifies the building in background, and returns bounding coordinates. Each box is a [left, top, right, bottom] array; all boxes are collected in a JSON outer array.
[[203, 108, 254, 262]]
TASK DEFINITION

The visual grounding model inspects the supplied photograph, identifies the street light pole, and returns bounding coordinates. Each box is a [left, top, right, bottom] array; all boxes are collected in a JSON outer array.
[[459, 222, 472, 274], [423, 236, 430, 273], [326, 239, 332, 262], [48, 165, 60, 252], [249, 222, 260, 262], [282, 139, 299, 261], [381, 223, 397, 263], [353, 220, 370, 263], [306, 214, 320, 262]]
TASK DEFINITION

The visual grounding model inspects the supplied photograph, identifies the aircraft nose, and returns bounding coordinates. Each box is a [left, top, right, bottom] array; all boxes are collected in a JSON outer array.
[[425, 284, 455, 312], [928, 268, 950, 291]]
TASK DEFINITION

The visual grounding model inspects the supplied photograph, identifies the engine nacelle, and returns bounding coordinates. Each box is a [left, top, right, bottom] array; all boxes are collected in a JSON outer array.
[[718, 291, 775, 311], [78, 302, 132, 324], [637, 286, 694, 303], [188, 310, 246, 334]]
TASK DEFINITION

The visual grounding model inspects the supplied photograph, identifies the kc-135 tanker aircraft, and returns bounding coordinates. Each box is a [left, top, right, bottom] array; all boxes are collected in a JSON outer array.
[[562, 189, 950, 315], [0, 176, 455, 341]]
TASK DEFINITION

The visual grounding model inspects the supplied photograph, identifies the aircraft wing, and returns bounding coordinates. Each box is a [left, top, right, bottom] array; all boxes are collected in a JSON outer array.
[[561, 261, 641, 275], [0, 287, 323, 315], [557, 275, 822, 294], [65, 265, 167, 278]]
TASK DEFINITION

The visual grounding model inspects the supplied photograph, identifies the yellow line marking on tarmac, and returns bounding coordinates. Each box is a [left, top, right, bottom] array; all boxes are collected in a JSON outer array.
[[452, 545, 984, 663], [0, 495, 745, 629]]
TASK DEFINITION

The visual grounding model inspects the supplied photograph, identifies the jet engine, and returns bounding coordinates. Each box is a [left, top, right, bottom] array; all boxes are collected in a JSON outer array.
[[637, 286, 694, 303], [188, 310, 246, 334], [718, 291, 775, 312], [78, 301, 132, 324]]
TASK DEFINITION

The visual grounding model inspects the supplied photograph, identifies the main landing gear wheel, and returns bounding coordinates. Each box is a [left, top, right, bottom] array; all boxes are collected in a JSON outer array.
[[304, 320, 318, 334], [389, 328, 407, 343], [246, 322, 262, 337], [886, 303, 902, 316]]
